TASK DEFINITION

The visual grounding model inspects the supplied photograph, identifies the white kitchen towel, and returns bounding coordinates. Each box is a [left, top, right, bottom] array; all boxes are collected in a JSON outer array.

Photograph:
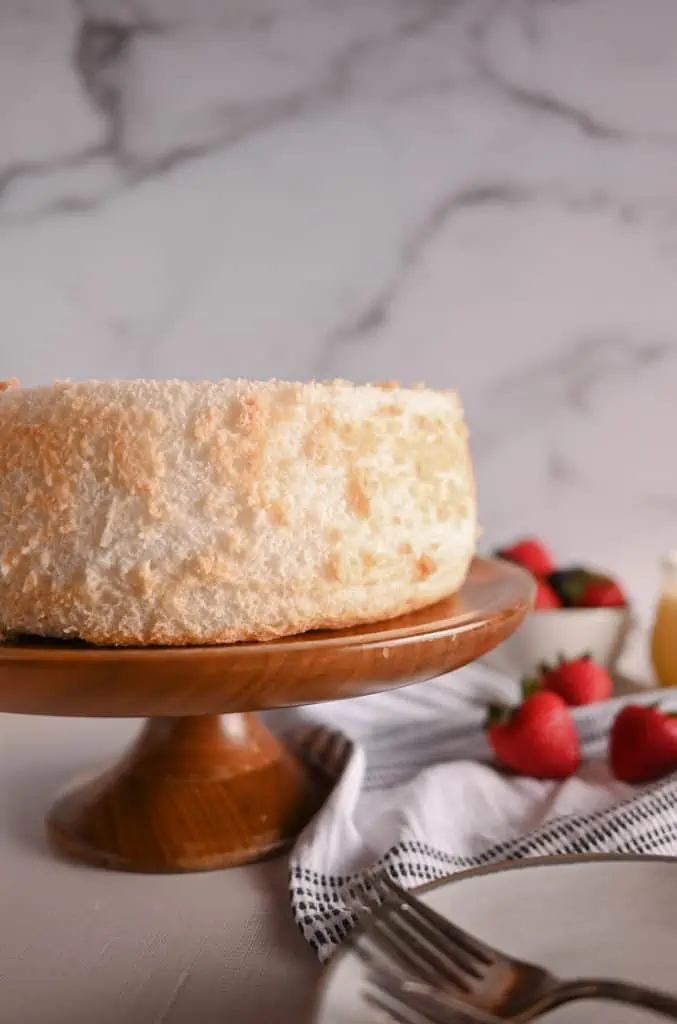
[[277, 665, 677, 961]]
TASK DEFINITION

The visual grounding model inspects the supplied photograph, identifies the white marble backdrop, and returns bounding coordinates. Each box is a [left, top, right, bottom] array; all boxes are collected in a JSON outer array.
[[0, 0, 675, 614]]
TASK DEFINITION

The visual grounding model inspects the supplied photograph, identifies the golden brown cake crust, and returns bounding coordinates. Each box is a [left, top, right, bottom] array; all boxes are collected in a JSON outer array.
[[0, 378, 476, 646]]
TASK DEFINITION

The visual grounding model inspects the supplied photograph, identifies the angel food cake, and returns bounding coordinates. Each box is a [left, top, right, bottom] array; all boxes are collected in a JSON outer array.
[[0, 378, 477, 646]]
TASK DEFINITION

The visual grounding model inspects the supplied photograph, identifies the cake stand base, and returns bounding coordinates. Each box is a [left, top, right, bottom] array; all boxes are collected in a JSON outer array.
[[46, 714, 328, 872], [0, 559, 534, 873]]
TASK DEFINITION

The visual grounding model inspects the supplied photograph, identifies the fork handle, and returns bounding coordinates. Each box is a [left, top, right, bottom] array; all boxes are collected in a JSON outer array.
[[524, 979, 677, 1021]]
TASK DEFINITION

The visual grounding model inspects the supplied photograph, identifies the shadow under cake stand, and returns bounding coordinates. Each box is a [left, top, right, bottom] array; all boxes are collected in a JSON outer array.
[[0, 557, 533, 873]]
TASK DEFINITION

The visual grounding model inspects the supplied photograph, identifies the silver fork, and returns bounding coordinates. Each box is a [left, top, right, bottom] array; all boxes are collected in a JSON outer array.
[[353, 872, 677, 1021], [365, 965, 506, 1023]]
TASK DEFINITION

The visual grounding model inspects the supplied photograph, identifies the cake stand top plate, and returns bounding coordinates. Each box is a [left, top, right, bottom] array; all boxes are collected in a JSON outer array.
[[0, 557, 533, 717]]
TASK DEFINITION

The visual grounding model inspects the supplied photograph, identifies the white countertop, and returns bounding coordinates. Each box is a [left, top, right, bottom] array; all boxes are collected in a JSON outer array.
[[0, 713, 319, 1024]]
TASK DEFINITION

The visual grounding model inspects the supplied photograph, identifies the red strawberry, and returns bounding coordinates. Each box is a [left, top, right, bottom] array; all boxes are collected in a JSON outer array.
[[534, 578, 562, 610], [486, 689, 580, 779], [577, 576, 626, 609], [540, 654, 612, 706], [497, 538, 555, 577], [609, 705, 677, 783], [548, 568, 626, 608]]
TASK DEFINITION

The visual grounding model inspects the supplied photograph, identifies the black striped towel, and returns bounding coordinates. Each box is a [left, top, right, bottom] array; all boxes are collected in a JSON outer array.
[[270, 665, 677, 961]]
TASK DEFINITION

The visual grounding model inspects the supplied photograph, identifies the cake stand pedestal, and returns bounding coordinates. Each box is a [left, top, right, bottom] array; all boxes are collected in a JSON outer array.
[[0, 558, 532, 873]]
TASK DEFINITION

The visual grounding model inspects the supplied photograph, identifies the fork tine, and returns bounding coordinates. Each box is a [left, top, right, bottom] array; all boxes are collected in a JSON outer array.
[[355, 911, 454, 986], [366, 969, 505, 1024], [368, 880, 484, 982], [360, 898, 476, 989], [376, 874, 495, 965], [364, 987, 432, 1024]]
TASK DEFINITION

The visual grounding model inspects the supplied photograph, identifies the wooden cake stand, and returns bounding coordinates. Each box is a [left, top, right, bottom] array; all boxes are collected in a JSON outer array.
[[0, 557, 533, 873]]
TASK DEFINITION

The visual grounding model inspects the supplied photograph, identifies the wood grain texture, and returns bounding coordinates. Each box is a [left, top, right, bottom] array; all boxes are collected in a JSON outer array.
[[47, 714, 329, 872], [0, 558, 533, 873]]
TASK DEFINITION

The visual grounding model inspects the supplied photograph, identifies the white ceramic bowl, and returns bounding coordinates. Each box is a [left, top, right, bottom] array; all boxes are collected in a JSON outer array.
[[482, 605, 633, 678]]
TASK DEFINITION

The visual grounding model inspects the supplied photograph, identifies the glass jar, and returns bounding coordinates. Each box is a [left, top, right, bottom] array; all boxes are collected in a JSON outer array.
[[651, 552, 677, 687]]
